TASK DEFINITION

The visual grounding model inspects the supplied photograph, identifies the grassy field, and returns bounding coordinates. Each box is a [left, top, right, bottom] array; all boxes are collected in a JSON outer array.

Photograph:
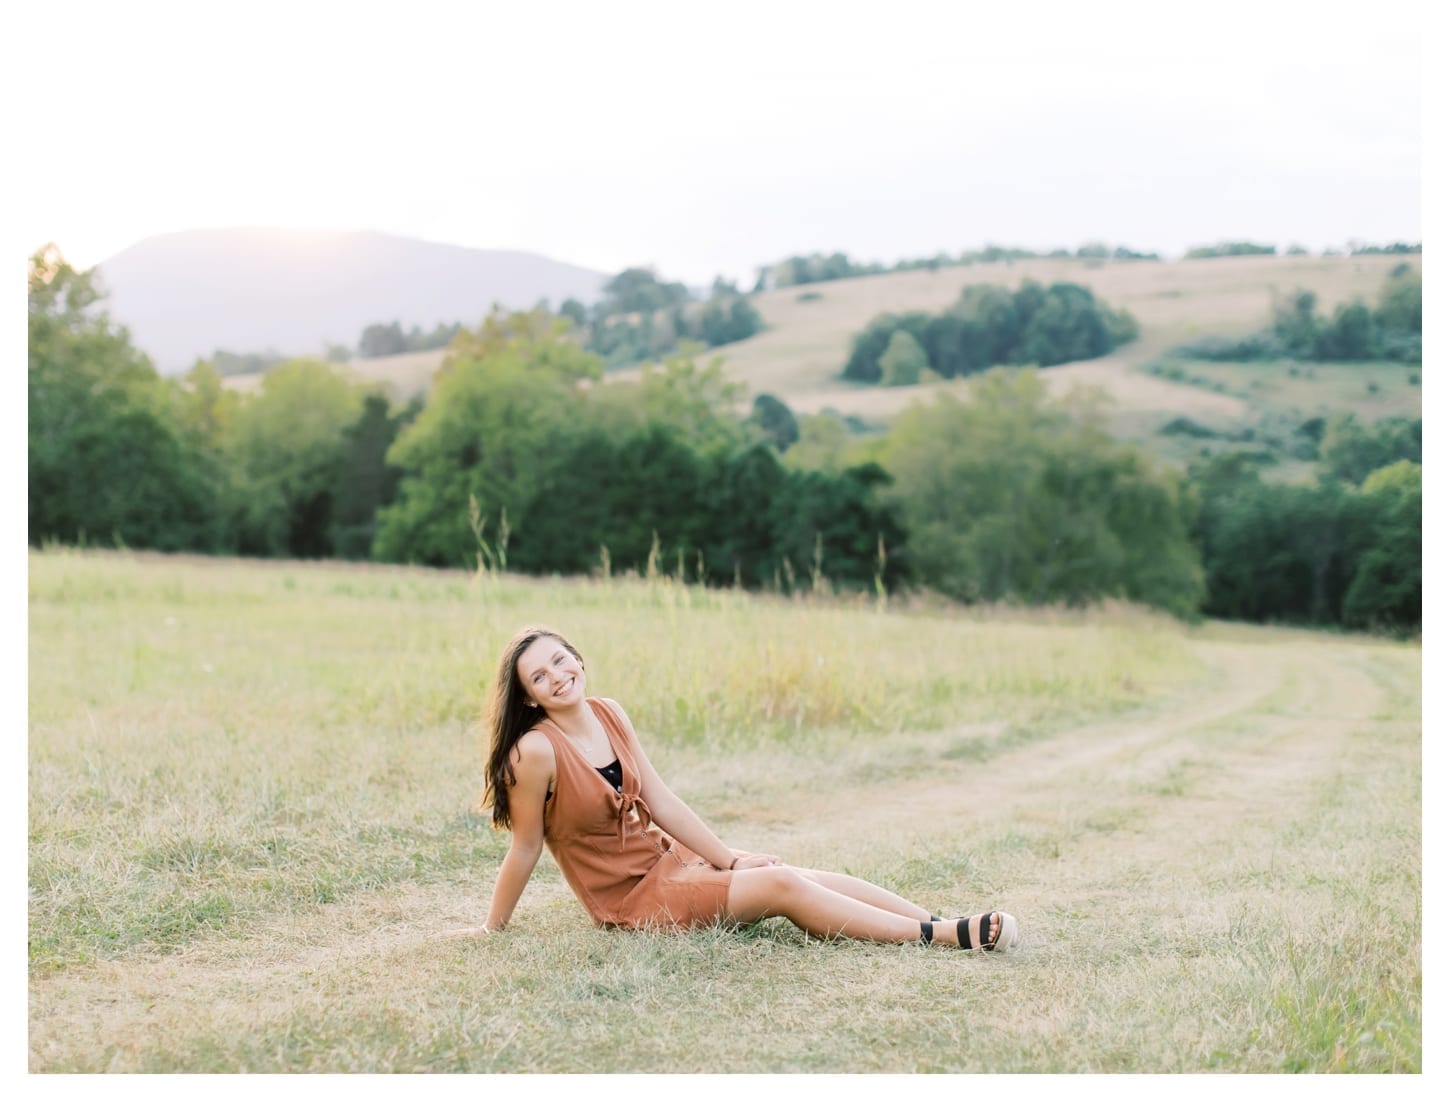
[[28, 550, 1421, 1072]]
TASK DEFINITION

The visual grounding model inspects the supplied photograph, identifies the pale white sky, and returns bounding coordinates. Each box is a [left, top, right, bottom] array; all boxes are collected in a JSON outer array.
[[13, 0, 1424, 285]]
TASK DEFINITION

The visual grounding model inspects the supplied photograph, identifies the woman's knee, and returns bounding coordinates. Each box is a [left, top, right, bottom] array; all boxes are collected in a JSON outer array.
[[727, 865, 808, 918], [753, 865, 807, 897]]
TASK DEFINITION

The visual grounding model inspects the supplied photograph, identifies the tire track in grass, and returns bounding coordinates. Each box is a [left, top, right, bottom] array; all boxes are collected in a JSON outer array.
[[761, 639, 1289, 863], [989, 641, 1420, 1072]]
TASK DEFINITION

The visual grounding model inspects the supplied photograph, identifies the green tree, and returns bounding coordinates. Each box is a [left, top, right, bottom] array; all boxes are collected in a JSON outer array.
[[727, 296, 764, 343], [1319, 415, 1421, 484], [1342, 462, 1420, 631], [1376, 265, 1422, 333], [879, 369, 1203, 615], [221, 359, 368, 556], [517, 423, 711, 576], [783, 412, 856, 474], [698, 444, 792, 587], [1189, 453, 1300, 622], [748, 393, 800, 451], [1317, 300, 1375, 360], [600, 268, 690, 315], [586, 349, 748, 455], [358, 321, 406, 358], [28, 245, 220, 550], [766, 461, 907, 593], [1271, 290, 1321, 358], [950, 283, 1021, 370], [374, 310, 602, 566], [558, 298, 589, 329], [878, 329, 930, 386], [169, 360, 241, 533], [842, 312, 932, 382], [1019, 283, 1110, 366], [329, 393, 419, 558], [1186, 450, 1418, 629]]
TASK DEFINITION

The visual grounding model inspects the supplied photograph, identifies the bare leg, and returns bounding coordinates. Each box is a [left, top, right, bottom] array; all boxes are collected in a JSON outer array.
[[795, 867, 933, 920], [726, 866, 999, 946]]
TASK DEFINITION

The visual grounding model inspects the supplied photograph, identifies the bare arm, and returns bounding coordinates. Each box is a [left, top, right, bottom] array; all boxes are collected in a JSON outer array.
[[481, 731, 553, 932], [608, 699, 778, 871]]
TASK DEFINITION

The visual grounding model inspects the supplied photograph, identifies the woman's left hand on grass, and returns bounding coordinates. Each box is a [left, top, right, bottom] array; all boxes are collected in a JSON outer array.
[[435, 925, 493, 940]]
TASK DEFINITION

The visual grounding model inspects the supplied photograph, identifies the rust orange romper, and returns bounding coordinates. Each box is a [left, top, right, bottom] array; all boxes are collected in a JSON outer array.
[[535, 697, 735, 930]]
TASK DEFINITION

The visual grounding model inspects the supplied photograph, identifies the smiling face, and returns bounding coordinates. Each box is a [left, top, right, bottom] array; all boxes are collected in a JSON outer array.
[[516, 634, 586, 712]]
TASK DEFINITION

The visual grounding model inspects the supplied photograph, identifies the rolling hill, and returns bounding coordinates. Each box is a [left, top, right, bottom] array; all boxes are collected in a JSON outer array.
[[224, 252, 1419, 476], [95, 228, 610, 373]]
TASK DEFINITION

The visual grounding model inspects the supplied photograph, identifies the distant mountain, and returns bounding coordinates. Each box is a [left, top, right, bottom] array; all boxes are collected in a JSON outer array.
[[94, 228, 610, 373]]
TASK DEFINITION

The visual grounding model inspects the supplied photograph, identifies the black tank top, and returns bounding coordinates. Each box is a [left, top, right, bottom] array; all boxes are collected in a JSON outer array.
[[546, 757, 622, 803], [596, 758, 623, 792]]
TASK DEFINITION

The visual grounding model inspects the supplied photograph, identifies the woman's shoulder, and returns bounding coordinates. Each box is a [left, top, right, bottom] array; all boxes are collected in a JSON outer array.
[[511, 727, 556, 770], [591, 696, 633, 726]]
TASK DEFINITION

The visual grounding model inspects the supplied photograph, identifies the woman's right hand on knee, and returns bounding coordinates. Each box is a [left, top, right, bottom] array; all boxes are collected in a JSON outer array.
[[731, 853, 782, 870]]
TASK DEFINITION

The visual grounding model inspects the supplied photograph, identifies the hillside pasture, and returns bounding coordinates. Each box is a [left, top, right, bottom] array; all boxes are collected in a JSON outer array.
[[28, 551, 1421, 1072], [694, 253, 1414, 408], [219, 255, 1418, 474]]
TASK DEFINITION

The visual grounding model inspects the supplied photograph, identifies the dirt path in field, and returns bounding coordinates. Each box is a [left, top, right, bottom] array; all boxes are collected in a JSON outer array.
[[28, 631, 1415, 1069]]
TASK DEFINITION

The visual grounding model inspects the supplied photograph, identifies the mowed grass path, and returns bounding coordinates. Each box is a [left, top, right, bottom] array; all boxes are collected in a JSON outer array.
[[28, 551, 1420, 1072]]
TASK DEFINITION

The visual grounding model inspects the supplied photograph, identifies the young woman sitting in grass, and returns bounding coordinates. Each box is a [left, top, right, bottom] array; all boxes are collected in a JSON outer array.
[[449, 625, 1018, 952]]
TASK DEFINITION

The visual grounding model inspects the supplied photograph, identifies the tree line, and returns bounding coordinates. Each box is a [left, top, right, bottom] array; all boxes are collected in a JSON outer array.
[[28, 246, 1419, 633], [754, 239, 1418, 292], [756, 242, 1161, 291], [27, 248, 887, 591]]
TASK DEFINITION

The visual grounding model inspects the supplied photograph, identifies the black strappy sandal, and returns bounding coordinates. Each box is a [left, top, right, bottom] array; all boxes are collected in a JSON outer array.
[[919, 911, 1018, 951]]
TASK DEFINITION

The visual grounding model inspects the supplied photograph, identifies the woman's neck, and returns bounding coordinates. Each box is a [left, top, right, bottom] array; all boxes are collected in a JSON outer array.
[[541, 697, 593, 738]]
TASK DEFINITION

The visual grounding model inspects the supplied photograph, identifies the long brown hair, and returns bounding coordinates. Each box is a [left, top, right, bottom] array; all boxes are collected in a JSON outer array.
[[481, 625, 586, 829]]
